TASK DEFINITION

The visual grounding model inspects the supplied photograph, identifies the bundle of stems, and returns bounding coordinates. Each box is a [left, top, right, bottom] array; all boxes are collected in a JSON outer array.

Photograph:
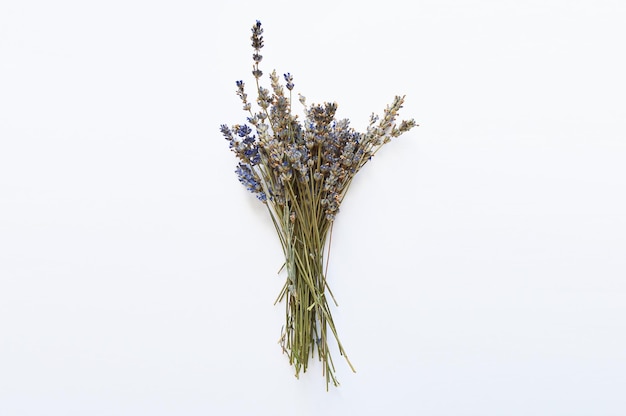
[[220, 20, 416, 389], [272, 163, 350, 389]]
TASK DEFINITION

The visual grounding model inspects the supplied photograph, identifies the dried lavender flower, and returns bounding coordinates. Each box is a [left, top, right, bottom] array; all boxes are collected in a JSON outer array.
[[219, 20, 417, 390]]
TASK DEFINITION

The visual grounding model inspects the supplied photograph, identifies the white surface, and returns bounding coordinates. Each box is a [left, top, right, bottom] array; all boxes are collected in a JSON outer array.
[[2, 0, 626, 414]]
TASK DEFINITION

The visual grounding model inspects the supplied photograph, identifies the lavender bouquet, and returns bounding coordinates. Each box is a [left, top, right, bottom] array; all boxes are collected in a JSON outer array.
[[220, 21, 416, 388]]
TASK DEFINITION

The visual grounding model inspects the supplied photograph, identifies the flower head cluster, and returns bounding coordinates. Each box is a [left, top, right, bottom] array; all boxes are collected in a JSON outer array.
[[222, 20, 416, 221]]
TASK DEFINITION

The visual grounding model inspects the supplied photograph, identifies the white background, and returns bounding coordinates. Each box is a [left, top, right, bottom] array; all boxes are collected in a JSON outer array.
[[1, 0, 625, 414]]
